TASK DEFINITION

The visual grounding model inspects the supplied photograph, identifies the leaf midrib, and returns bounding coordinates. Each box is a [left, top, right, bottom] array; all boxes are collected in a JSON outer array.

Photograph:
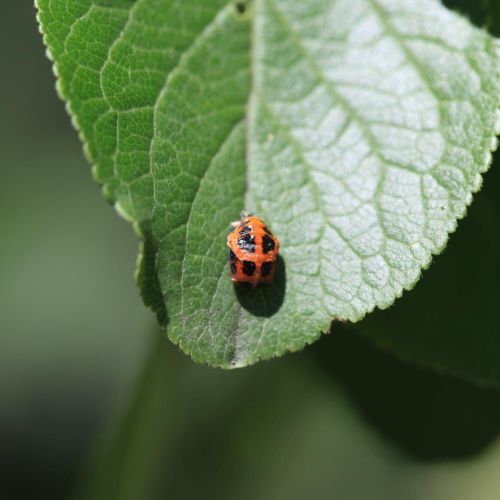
[[209, 0, 448, 360]]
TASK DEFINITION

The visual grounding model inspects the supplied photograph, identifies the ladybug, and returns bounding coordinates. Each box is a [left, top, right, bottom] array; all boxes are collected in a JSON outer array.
[[227, 213, 279, 287]]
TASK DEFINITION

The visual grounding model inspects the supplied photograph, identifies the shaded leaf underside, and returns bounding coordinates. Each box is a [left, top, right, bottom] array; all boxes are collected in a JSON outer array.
[[37, 0, 500, 367]]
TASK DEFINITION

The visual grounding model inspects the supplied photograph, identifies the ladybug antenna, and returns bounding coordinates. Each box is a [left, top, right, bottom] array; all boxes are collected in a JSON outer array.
[[239, 210, 255, 218]]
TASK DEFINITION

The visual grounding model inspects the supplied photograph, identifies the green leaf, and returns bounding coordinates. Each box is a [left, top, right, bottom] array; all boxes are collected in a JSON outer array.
[[37, 0, 500, 368]]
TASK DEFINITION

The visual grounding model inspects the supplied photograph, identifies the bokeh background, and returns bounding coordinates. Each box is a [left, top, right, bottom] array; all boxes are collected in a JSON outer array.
[[3, 2, 500, 499]]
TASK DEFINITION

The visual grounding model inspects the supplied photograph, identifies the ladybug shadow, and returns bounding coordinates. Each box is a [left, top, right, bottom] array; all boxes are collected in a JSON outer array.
[[234, 255, 286, 317]]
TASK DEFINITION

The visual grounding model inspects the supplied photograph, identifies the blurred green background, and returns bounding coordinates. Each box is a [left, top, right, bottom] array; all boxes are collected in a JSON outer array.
[[3, 2, 500, 500]]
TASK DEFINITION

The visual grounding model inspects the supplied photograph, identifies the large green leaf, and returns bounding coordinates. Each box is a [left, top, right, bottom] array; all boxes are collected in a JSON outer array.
[[37, 0, 500, 367]]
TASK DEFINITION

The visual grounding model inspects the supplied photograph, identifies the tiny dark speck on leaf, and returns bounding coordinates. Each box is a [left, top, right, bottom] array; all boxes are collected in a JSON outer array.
[[235, 2, 246, 14]]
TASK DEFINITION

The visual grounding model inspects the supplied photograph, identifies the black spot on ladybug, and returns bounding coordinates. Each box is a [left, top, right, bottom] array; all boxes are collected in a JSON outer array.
[[238, 233, 255, 253], [242, 260, 256, 276], [228, 249, 236, 261], [239, 225, 252, 235], [238, 281, 253, 289], [261, 261, 273, 277], [229, 261, 237, 274], [262, 234, 275, 253]]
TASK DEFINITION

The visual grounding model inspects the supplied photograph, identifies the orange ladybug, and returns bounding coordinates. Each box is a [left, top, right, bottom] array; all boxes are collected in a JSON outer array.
[[227, 213, 279, 287]]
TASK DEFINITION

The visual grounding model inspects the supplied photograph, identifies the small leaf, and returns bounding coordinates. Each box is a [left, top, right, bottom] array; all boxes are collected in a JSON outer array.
[[37, 0, 500, 367]]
